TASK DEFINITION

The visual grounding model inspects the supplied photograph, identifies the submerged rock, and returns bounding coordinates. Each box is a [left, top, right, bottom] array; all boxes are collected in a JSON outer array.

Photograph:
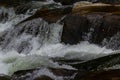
[[0, 74, 11, 80], [33, 76, 53, 80], [54, 0, 82, 5], [70, 53, 120, 79], [70, 53, 120, 71], [12, 67, 76, 80], [15, 1, 61, 14]]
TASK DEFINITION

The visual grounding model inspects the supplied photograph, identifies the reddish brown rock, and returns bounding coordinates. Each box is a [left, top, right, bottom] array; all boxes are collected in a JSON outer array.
[[72, 2, 120, 15], [20, 6, 72, 23], [82, 69, 120, 80]]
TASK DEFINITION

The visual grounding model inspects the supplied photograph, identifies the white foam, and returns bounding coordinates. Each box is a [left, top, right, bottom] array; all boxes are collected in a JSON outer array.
[[0, 6, 116, 75], [0, 50, 24, 74], [32, 41, 113, 60], [0, 41, 113, 75]]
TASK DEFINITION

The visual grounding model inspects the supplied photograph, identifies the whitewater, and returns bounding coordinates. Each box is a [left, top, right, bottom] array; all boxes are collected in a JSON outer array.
[[0, 5, 116, 76]]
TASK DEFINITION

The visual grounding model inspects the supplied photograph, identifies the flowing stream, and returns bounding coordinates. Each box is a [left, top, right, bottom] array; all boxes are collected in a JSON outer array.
[[0, 1, 118, 78]]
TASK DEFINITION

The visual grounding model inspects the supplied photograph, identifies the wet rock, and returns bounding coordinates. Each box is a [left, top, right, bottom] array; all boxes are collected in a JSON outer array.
[[12, 67, 77, 80], [15, 1, 61, 14], [72, 2, 120, 14], [70, 53, 120, 71], [21, 6, 72, 23], [52, 57, 83, 65], [78, 69, 120, 80], [53, 0, 83, 5], [61, 15, 89, 44], [33, 75, 53, 80], [88, 0, 120, 4], [49, 67, 76, 77], [87, 14, 120, 45], [54, 0, 120, 5], [0, 0, 47, 7], [0, 74, 11, 80], [61, 3, 120, 46]]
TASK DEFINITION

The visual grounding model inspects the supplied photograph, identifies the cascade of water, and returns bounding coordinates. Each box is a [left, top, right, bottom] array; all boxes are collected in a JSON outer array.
[[0, 5, 117, 75]]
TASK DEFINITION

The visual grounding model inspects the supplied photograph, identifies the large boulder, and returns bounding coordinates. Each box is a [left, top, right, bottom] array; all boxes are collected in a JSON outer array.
[[62, 13, 120, 46], [61, 14, 89, 44], [61, 3, 120, 49]]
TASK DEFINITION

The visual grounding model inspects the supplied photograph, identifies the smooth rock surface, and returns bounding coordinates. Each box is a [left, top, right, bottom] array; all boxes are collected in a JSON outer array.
[[61, 14, 89, 44], [21, 6, 72, 23], [79, 69, 120, 80], [54, 0, 120, 5]]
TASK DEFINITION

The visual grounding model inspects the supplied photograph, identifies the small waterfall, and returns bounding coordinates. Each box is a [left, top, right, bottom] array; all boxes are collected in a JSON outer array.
[[0, 6, 63, 54], [0, 18, 62, 54], [105, 32, 120, 50], [0, 3, 118, 76]]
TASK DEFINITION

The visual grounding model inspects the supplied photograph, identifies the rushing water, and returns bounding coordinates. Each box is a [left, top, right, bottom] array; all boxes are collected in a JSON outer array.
[[0, 3, 117, 77]]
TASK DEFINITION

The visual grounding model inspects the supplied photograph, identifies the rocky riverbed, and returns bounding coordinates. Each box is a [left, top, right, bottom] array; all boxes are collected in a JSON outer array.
[[0, 0, 120, 80]]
